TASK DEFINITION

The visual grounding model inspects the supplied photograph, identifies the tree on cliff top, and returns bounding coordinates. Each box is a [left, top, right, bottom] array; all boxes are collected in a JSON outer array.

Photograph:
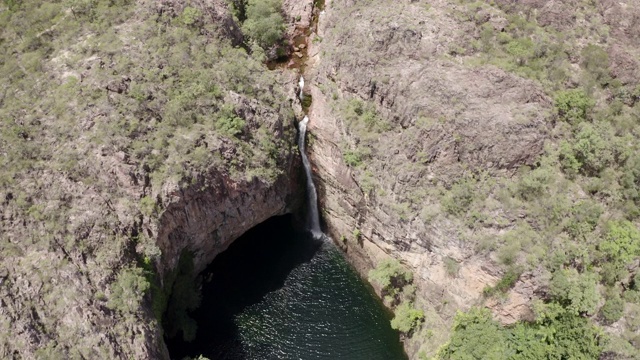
[[241, 0, 284, 49]]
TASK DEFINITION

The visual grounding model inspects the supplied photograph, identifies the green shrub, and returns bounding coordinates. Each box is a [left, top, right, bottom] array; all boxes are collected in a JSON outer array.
[[439, 304, 603, 359], [241, 0, 284, 49], [107, 267, 150, 314], [600, 262, 628, 287], [581, 44, 610, 86], [622, 154, 640, 203], [438, 308, 506, 360], [549, 269, 600, 316], [599, 220, 640, 265], [343, 150, 363, 167], [391, 302, 425, 334], [528, 302, 603, 359], [600, 290, 624, 324], [565, 200, 602, 239], [483, 269, 521, 297], [497, 242, 521, 266], [443, 257, 460, 278], [441, 178, 476, 216], [179, 6, 202, 27], [560, 122, 619, 176], [215, 106, 246, 137], [516, 165, 553, 200], [554, 89, 595, 124], [139, 196, 158, 217], [368, 259, 413, 299], [506, 38, 534, 64]]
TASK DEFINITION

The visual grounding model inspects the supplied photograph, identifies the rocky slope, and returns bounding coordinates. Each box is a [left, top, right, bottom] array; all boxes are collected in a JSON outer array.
[[0, 0, 303, 358]]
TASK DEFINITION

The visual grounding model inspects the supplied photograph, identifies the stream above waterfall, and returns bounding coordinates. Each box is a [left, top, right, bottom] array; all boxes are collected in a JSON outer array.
[[166, 215, 407, 360]]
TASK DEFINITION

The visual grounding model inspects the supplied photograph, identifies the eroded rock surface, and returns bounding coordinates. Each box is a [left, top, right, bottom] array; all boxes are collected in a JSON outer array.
[[305, 0, 551, 356]]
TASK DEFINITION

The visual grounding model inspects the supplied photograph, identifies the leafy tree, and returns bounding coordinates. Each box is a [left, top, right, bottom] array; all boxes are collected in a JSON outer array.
[[391, 302, 424, 334], [599, 220, 640, 265], [241, 0, 284, 49], [179, 6, 202, 27], [438, 308, 507, 360], [554, 89, 595, 124], [600, 289, 624, 324], [559, 121, 620, 177], [516, 165, 553, 200], [565, 200, 602, 239], [530, 302, 603, 359], [439, 304, 604, 359], [368, 259, 413, 299], [506, 38, 534, 65], [215, 113, 246, 137], [549, 268, 600, 316], [107, 267, 150, 314], [600, 262, 628, 287], [621, 154, 640, 207], [343, 150, 363, 167]]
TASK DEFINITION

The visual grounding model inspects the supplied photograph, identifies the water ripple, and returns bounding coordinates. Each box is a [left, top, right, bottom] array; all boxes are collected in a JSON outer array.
[[166, 216, 407, 360]]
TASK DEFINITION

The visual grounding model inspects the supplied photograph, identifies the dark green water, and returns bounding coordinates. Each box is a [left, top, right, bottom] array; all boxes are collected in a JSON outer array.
[[166, 215, 407, 360]]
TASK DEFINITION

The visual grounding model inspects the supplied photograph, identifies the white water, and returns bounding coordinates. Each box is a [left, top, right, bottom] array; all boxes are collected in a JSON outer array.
[[299, 76, 305, 101], [298, 116, 322, 237]]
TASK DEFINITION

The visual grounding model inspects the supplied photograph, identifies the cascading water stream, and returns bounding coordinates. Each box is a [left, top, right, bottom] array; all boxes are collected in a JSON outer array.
[[298, 115, 322, 237], [298, 76, 305, 101]]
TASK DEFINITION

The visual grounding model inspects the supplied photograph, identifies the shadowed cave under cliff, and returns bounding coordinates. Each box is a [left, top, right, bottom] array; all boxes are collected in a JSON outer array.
[[163, 214, 406, 360]]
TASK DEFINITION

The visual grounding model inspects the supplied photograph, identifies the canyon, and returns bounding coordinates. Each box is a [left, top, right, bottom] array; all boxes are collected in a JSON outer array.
[[1, 0, 640, 359]]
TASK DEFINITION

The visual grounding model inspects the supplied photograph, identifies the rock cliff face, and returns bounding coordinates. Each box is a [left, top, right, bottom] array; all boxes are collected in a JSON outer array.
[[155, 154, 302, 276], [304, 0, 551, 356], [303, 0, 640, 357]]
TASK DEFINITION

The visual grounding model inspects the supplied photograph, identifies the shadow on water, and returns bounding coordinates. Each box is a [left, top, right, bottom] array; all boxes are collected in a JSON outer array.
[[166, 215, 322, 359], [166, 214, 406, 360]]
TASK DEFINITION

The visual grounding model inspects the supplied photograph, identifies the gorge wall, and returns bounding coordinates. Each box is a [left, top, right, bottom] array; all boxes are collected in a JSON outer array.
[[0, 0, 304, 358], [303, 0, 640, 358], [3, 0, 640, 358], [302, 0, 550, 355]]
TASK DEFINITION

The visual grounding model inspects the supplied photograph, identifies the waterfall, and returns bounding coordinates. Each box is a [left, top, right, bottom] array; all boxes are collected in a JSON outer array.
[[298, 76, 305, 101], [298, 116, 322, 237]]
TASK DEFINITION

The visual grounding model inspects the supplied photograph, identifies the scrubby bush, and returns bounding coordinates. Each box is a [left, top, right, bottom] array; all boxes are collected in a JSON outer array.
[[443, 257, 460, 278], [441, 178, 476, 216], [599, 220, 640, 265], [107, 267, 150, 314], [600, 262, 628, 287], [343, 150, 363, 167], [438, 304, 603, 359], [438, 308, 506, 360], [555, 89, 595, 124], [549, 268, 600, 316], [559, 121, 621, 176], [600, 289, 624, 324], [515, 165, 553, 200], [483, 269, 521, 297], [564, 200, 602, 239], [581, 44, 610, 86], [368, 259, 413, 300]]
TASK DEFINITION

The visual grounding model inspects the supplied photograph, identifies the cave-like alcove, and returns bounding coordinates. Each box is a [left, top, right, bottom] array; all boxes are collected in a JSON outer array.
[[165, 214, 406, 360]]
